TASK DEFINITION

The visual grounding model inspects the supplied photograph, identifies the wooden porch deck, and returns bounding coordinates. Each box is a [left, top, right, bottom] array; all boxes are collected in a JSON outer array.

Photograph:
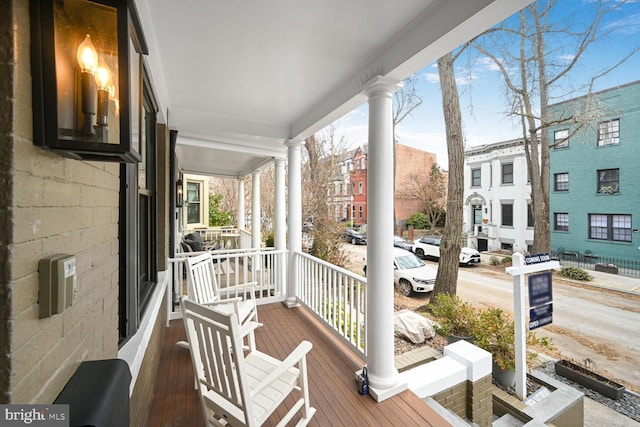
[[147, 303, 452, 426]]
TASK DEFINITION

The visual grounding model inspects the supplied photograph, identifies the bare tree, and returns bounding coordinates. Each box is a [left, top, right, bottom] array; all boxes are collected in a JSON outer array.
[[433, 52, 465, 297], [302, 126, 349, 266], [472, 0, 639, 253], [401, 164, 447, 227]]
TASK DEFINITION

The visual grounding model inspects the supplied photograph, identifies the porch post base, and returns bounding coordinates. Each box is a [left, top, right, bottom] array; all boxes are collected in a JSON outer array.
[[369, 381, 408, 402], [284, 297, 299, 308], [355, 368, 407, 402]]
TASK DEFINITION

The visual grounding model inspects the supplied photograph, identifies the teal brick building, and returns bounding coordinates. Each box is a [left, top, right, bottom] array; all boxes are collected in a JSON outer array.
[[549, 80, 640, 260]]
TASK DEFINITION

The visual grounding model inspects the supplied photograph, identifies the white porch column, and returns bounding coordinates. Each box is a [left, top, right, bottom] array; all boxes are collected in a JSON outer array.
[[251, 171, 261, 249], [237, 177, 245, 230], [274, 158, 286, 251], [274, 158, 287, 290], [285, 140, 304, 307], [364, 76, 405, 401]]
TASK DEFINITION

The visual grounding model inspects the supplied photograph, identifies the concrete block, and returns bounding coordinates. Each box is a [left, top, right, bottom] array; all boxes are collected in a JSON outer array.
[[444, 339, 492, 382]]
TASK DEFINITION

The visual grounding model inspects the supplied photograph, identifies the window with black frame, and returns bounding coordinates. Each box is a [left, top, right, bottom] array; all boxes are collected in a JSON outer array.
[[501, 163, 513, 185], [597, 119, 620, 146], [501, 203, 513, 226], [589, 214, 631, 242], [471, 168, 481, 187], [554, 213, 569, 231], [597, 168, 619, 193], [554, 172, 569, 191]]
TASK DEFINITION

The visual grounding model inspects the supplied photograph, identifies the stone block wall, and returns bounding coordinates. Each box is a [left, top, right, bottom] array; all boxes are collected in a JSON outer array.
[[433, 382, 466, 419], [467, 375, 493, 427], [432, 375, 493, 426]]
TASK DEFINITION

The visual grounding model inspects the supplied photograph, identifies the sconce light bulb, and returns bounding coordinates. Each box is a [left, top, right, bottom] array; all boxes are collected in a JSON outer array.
[[77, 34, 98, 74], [95, 64, 111, 90]]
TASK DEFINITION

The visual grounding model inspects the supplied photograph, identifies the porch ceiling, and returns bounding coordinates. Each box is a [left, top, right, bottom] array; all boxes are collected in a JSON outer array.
[[136, 0, 532, 177]]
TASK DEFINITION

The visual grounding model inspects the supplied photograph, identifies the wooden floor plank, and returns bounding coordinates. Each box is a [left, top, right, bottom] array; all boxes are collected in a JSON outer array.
[[148, 303, 452, 427]]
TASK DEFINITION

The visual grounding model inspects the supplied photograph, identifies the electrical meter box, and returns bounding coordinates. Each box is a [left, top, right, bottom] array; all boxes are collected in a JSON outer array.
[[39, 254, 77, 318]]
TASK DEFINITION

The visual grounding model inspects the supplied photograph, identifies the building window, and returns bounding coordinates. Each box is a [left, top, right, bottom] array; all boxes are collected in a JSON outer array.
[[598, 119, 619, 146], [501, 163, 513, 184], [358, 181, 363, 194], [501, 203, 513, 226], [554, 173, 569, 191], [554, 213, 569, 231], [471, 168, 481, 187], [358, 204, 363, 219], [554, 129, 569, 148], [589, 214, 631, 242], [527, 203, 534, 227], [597, 169, 619, 193], [186, 181, 201, 224]]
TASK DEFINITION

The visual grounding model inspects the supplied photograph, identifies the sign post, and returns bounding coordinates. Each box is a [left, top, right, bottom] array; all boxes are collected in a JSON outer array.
[[505, 252, 560, 400]]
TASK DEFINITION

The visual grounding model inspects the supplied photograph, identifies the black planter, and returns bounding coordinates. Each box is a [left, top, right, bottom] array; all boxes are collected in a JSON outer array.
[[554, 360, 625, 400]]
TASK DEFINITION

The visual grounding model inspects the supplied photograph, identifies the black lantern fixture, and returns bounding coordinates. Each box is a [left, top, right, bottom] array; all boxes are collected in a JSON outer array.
[[30, 0, 147, 162], [176, 179, 184, 208]]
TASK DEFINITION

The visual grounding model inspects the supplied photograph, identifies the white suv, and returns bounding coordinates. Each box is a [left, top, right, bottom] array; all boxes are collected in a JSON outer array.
[[412, 236, 481, 266]]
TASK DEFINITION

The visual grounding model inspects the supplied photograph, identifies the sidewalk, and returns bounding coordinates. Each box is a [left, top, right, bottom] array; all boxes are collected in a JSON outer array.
[[577, 267, 640, 295], [479, 252, 640, 295]]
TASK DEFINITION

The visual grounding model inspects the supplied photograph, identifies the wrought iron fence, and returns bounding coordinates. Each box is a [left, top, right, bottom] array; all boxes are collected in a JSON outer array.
[[551, 249, 640, 278]]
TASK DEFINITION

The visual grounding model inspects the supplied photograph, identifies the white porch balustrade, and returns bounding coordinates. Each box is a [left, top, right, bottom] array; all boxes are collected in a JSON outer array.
[[295, 251, 367, 359], [167, 248, 368, 360]]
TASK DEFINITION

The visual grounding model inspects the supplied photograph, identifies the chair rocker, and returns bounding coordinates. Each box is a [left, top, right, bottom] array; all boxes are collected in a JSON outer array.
[[182, 298, 316, 427]]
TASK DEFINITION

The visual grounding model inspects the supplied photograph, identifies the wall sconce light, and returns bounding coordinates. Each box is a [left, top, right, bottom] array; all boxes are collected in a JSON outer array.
[[30, 0, 147, 163], [176, 180, 184, 208]]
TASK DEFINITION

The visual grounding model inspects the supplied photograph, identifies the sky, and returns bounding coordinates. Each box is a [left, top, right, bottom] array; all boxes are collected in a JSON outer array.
[[328, 1, 640, 168]]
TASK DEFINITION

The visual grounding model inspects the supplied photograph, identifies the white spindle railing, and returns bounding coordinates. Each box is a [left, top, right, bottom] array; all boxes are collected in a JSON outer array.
[[295, 251, 367, 358], [167, 248, 287, 319], [168, 246, 368, 358]]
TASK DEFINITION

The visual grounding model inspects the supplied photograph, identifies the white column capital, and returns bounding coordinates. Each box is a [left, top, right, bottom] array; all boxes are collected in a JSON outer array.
[[362, 75, 403, 98], [285, 139, 305, 150]]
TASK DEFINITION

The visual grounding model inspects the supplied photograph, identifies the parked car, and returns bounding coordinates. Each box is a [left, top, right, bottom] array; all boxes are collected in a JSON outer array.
[[342, 227, 367, 245], [393, 235, 413, 251], [364, 248, 436, 296], [413, 236, 481, 266]]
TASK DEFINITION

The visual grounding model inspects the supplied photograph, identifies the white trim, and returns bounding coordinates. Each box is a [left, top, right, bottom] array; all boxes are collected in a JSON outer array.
[[118, 271, 169, 396]]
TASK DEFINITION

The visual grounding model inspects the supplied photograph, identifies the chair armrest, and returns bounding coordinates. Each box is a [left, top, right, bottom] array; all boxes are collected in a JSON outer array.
[[202, 297, 242, 307], [239, 320, 262, 337], [251, 341, 312, 396]]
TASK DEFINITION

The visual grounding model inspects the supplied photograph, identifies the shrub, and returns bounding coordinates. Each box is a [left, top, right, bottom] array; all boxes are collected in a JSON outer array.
[[431, 295, 553, 371], [560, 266, 592, 281], [429, 293, 479, 338], [489, 256, 500, 266], [474, 307, 552, 371], [406, 212, 431, 230], [501, 256, 512, 265]]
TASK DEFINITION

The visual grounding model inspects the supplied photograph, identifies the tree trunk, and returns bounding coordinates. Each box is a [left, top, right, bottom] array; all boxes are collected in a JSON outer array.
[[433, 52, 464, 297]]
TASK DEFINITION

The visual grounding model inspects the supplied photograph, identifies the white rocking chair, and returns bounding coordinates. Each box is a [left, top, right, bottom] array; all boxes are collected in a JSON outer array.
[[181, 298, 316, 427], [178, 252, 261, 351]]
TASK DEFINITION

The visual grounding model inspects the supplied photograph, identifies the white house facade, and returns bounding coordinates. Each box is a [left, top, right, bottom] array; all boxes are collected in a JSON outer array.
[[463, 139, 534, 254]]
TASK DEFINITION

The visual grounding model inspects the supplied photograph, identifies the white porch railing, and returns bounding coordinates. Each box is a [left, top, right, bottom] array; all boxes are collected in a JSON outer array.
[[167, 247, 368, 360], [167, 248, 287, 321], [295, 251, 367, 359]]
